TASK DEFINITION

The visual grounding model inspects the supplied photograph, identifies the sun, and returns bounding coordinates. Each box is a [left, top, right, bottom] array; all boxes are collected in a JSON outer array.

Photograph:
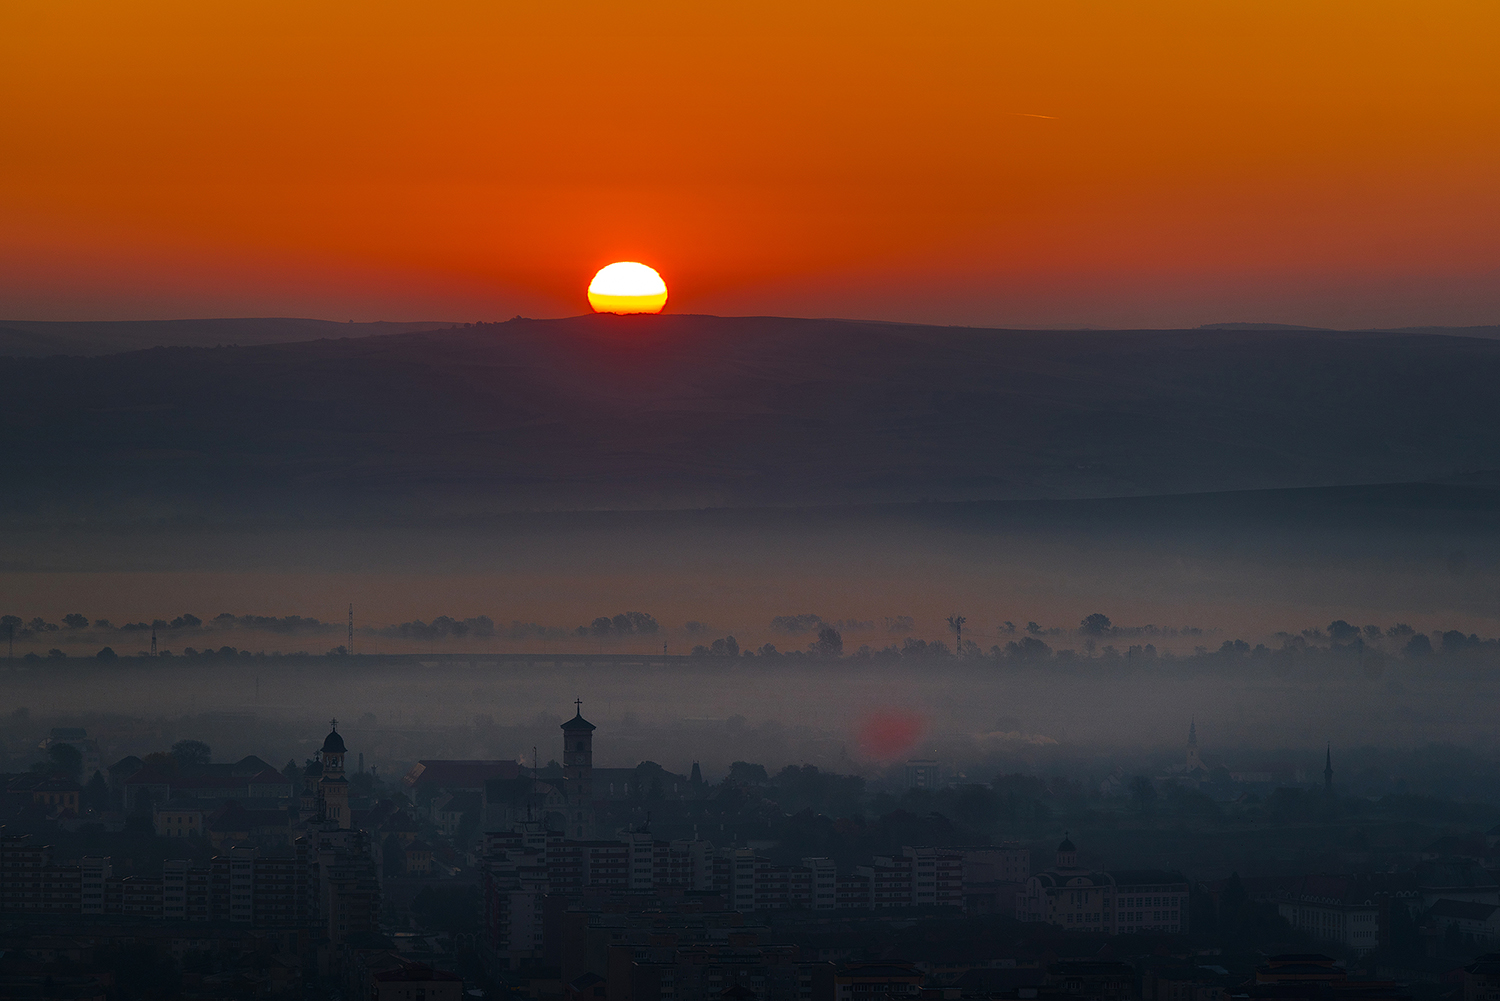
[[588, 262, 668, 314]]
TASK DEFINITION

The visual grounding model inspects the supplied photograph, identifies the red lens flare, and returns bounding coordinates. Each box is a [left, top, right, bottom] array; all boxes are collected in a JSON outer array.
[[857, 710, 927, 761]]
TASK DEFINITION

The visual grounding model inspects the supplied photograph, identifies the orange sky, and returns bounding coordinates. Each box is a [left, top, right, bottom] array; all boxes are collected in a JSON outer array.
[[3, 1, 1496, 327]]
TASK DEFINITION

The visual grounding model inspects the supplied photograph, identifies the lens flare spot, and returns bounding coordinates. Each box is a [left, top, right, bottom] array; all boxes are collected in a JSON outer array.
[[857, 710, 927, 761]]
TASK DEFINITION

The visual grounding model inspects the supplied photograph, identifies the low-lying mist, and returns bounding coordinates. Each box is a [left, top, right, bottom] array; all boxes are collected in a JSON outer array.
[[3, 650, 1500, 785]]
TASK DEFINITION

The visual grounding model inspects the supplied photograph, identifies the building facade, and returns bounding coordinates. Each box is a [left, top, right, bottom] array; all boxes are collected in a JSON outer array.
[[1018, 837, 1189, 935]]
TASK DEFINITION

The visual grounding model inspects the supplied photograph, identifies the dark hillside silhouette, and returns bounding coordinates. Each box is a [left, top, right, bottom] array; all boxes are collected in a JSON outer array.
[[0, 317, 453, 357], [6, 314, 1500, 520]]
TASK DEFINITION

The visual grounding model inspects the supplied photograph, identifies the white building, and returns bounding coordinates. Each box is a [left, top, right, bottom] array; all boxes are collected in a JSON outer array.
[[1017, 835, 1188, 935], [1276, 875, 1385, 954]]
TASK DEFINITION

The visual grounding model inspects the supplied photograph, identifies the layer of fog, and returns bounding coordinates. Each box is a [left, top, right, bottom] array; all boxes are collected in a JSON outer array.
[[4, 654, 1500, 783], [3, 488, 1499, 660]]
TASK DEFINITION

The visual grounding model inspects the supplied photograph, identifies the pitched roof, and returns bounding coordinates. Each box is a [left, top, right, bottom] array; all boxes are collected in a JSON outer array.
[[163, 773, 258, 790], [205, 802, 291, 831], [485, 777, 558, 809], [404, 760, 519, 790], [28, 779, 81, 793], [374, 964, 461, 983], [107, 756, 143, 778], [1033, 871, 1112, 888], [383, 812, 419, 832], [1430, 899, 1500, 921], [562, 710, 596, 731], [956, 969, 1046, 991], [1290, 872, 1443, 907], [182, 756, 278, 779], [1109, 869, 1189, 886], [438, 791, 481, 813]]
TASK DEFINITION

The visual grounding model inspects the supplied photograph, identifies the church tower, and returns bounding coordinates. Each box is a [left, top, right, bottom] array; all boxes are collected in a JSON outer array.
[[1056, 833, 1078, 869], [318, 719, 350, 829], [1187, 721, 1205, 773], [561, 700, 596, 839]]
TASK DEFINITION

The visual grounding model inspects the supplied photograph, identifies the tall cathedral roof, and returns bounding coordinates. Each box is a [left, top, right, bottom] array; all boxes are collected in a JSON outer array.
[[322, 721, 347, 753]]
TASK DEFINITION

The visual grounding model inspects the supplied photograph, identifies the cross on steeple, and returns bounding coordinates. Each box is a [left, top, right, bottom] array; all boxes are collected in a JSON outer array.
[[575, 698, 583, 714], [330, 718, 338, 731]]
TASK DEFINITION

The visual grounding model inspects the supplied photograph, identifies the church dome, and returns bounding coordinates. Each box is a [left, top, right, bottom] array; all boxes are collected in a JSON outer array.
[[322, 726, 346, 753], [1058, 835, 1076, 853]]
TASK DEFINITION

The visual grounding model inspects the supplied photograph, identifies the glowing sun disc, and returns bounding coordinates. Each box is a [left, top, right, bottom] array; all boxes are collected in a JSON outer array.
[[588, 262, 668, 314]]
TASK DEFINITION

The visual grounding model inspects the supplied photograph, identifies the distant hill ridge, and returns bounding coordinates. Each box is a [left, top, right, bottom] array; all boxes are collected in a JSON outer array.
[[3, 315, 1498, 358], [1200, 321, 1500, 338], [5, 313, 1500, 518], [0, 317, 456, 357]]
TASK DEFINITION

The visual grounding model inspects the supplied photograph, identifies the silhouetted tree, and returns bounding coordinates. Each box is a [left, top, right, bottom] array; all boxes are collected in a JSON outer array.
[[728, 762, 768, 785], [47, 742, 82, 781], [1327, 620, 1360, 642], [1218, 871, 1248, 938], [1129, 775, 1157, 814], [1404, 634, 1433, 657], [1080, 613, 1112, 636], [171, 739, 211, 767], [1004, 637, 1052, 661], [141, 751, 178, 775], [84, 770, 108, 812], [411, 884, 481, 936], [811, 627, 843, 657], [382, 833, 404, 877], [1442, 630, 1481, 654]]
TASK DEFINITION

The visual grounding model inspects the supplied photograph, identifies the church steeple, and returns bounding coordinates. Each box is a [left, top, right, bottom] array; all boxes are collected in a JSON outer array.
[[561, 699, 596, 839], [1324, 743, 1334, 798], [318, 717, 350, 829], [1056, 832, 1078, 868]]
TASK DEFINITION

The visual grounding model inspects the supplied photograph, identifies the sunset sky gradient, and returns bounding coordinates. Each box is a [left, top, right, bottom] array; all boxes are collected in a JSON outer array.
[[3, 1, 1496, 327]]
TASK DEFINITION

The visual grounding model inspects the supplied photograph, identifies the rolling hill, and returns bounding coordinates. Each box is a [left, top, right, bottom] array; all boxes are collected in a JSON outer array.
[[5, 314, 1500, 522]]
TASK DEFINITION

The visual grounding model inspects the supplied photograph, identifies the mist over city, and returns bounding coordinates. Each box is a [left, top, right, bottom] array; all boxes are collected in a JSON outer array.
[[5, 2, 1500, 998]]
